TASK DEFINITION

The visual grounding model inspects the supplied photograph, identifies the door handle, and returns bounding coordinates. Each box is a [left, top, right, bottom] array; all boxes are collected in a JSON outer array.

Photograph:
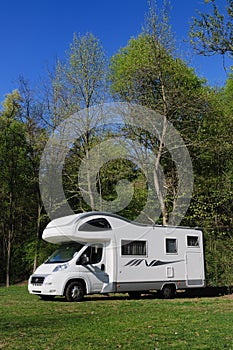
[[101, 264, 105, 271]]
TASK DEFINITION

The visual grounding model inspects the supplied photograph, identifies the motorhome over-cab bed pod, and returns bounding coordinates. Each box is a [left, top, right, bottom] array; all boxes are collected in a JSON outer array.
[[42, 211, 153, 244], [42, 212, 116, 243]]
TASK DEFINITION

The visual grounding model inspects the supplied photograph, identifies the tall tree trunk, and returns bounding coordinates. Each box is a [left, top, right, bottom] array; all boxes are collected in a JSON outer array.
[[33, 203, 42, 272], [6, 230, 12, 287], [86, 148, 95, 209], [153, 78, 168, 225], [6, 191, 14, 287]]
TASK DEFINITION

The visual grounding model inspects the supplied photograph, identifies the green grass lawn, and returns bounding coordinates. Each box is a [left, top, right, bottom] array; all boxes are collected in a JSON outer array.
[[0, 286, 233, 350]]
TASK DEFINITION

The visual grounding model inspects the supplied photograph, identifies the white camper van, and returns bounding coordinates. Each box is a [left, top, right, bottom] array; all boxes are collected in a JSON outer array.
[[28, 212, 205, 301]]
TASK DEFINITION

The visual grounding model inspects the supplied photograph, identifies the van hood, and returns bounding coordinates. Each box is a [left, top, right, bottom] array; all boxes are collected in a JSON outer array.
[[34, 263, 61, 274]]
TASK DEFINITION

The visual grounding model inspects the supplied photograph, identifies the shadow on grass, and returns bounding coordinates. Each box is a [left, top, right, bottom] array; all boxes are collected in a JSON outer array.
[[177, 286, 233, 298], [38, 286, 233, 303]]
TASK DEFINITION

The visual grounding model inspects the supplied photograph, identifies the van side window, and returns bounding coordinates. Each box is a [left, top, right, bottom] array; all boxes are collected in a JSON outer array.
[[187, 236, 199, 247], [78, 245, 103, 265], [121, 240, 147, 256], [166, 238, 177, 254], [79, 218, 112, 231]]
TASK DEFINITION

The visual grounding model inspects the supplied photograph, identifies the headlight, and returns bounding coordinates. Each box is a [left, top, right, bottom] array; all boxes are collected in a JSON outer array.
[[53, 263, 69, 272]]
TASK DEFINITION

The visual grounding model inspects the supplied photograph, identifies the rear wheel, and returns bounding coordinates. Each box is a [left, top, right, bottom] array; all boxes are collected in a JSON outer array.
[[65, 281, 85, 302], [160, 285, 175, 299]]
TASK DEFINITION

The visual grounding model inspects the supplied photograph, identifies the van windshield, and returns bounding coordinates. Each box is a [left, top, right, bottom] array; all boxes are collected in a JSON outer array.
[[45, 243, 84, 263]]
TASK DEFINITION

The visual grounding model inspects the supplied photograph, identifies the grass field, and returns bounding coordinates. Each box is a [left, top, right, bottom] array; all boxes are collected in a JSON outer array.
[[0, 286, 233, 350]]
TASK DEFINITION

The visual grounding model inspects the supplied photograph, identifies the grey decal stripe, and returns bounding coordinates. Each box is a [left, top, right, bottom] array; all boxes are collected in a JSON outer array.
[[124, 259, 184, 267], [124, 259, 143, 266]]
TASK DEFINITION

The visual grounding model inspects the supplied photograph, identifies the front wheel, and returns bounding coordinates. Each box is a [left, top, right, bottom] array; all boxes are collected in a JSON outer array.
[[65, 281, 85, 302]]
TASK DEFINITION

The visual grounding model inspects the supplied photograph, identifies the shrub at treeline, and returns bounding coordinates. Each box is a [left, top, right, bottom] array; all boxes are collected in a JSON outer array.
[[0, 1, 233, 287]]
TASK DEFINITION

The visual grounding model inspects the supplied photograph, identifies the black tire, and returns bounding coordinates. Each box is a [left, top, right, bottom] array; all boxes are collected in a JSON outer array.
[[160, 285, 175, 299], [128, 291, 141, 299], [65, 281, 85, 302]]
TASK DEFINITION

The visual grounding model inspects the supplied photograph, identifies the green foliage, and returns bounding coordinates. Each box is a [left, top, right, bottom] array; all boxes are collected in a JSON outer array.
[[190, 0, 233, 57], [110, 33, 207, 148], [0, 91, 32, 285], [1, 89, 22, 115], [22, 239, 56, 266], [205, 236, 233, 287], [0, 87, 48, 285], [109, 23, 208, 225]]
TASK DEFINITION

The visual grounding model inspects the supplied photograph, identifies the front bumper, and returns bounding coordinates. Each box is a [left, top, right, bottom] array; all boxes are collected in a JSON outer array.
[[28, 274, 63, 296]]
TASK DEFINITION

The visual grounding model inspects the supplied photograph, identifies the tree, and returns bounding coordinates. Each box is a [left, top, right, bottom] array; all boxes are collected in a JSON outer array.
[[39, 33, 108, 218], [65, 32, 108, 208], [109, 3, 207, 225], [188, 0, 233, 286], [17, 77, 49, 272], [0, 91, 30, 286], [67, 32, 108, 109], [190, 0, 233, 68], [44, 32, 108, 125]]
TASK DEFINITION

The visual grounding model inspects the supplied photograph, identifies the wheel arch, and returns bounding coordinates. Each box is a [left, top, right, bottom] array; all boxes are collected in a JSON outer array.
[[160, 283, 177, 299], [160, 282, 177, 292], [63, 278, 88, 296]]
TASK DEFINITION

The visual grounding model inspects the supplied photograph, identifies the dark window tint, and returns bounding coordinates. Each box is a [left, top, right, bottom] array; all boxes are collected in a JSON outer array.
[[187, 236, 199, 247], [78, 245, 103, 264], [166, 238, 177, 254], [121, 240, 147, 256], [79, 218, 112, 231]]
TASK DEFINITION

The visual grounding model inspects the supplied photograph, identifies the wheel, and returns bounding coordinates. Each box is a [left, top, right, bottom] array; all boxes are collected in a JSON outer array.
[[128, 291, 141, 299], [65, 281, 85, 302], [160, 285, 175, 299]]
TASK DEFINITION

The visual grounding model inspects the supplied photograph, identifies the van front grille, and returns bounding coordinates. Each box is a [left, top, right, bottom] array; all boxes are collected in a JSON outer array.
[[31, 276, 45, 285]]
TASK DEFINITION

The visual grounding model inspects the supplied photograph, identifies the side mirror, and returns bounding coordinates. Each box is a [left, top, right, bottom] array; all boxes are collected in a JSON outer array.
[[80, 254, 89, 265]]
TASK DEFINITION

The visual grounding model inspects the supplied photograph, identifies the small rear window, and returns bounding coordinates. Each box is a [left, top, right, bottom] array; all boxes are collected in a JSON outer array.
[[187, 236, 199, 247]]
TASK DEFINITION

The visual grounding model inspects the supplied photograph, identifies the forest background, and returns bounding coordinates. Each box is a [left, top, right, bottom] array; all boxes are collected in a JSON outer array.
[[0, 0, 233, 288]]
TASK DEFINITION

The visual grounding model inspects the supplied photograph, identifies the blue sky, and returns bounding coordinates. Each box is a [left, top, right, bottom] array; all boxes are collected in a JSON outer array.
[[0, 0, 230, 102]]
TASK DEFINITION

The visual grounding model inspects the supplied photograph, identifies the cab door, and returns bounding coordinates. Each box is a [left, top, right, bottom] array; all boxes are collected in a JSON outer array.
[[78, 244, 109, 293]]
